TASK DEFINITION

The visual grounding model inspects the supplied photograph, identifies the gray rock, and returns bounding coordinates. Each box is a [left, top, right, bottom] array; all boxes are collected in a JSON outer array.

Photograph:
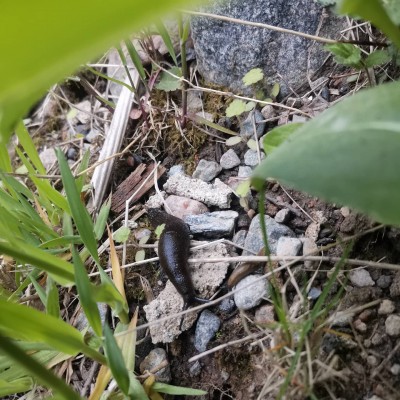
[[85, 129, 100, 143], [385, 314, 400, 337], [194, 310, 221, 352], [233, 229, 247, 248], [233, 274, 271, 310], [238, 166, 253, 178], [301, 238, 319, 268], [378, 299, 395, 315], [185, 210, 238, 238], [254, 305, 275, 324], [244, 149, 265, 167], [349, 269, 375, 287], [168, 165, 185, 176], [308, 287, 322, 300], [276, 237, 302, 261], [66, 147, 77, 160], [193, 159, 222, 182], [240, 110, 266, 139], [243, 214, 296, 255], [377, 275, 392, 289], [187, 90, 203, 113], [139, 348, 171, 383], [191, 0, 345, 96], [390, 364, 400, 375], [39, 148, 57, 172], [218, 298, 236, 313], [163, 175, 233, 208], [189, 360, 202, 377], [390, 271, 400, 297], [274, 208, 291, 224], [261, 105, 276, 120], [220, 149, 241, 169], [292, 115, 308, 123]]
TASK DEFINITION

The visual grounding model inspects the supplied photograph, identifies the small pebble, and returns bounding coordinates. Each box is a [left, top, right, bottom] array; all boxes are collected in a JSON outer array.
[[274, 208, 291, 224], [349, 269, 375, 287], [139, 348, 171, 383], [168, 165, 185, 176], [367, 355, 378, 366], [276, 237, 302, 262], [189, 360, 202, 377], [234, 275, 270, 310], [238, 166, 253, 178], [254, 305, 275, 324], [340, 207, 350, 217], [354, 319, 367, 333], [378, 299, 395, 315], [376, 275, 392, 289], [218, 298, 236, 314], [192, 159, 222, 182], [308, 287, 322, 300], [233, 230, 247, 248], [164, 195, 209, 219], [261, 104, 275, 120], [240, 110, 266, 139], [385, 314, 400, 337], [220, 149, 241, 169], [390, 363, 400, 375], [243, 149, 265, 167], [194, 310, 221, 352]]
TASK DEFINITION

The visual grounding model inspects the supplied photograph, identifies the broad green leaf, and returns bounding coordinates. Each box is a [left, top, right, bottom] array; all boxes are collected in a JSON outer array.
[[263, 123, 303, 154], [0, 337, 82, 400], [113, 226, 131, 243], [252, 81, 400, 225], [152, 382, 207, 395], [242, 68, 264, 86], [72, 247, 102, 337], [339, 0, 400, 48], [103, 325, 130, 395], [365, 50, 391, 68], [156, 66, 182, 91], [0, 0, 200, 143], [226, 100, 247, 117], [56, 148, 100, 265], [0, 299, 105, 364], [325, 43, 362, 68], [382, 0, 400, 24], [0, 240, 74, 286], [225, 136, 242, 146]]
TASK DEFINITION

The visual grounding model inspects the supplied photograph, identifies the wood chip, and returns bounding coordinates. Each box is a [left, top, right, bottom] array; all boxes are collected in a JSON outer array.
[[111, 163, 166, 213]]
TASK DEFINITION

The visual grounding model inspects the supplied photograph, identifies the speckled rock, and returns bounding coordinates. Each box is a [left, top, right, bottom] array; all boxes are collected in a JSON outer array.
[[378, 299, 395, 315], [276, 237, 302, 261], [192, 159, 222, 182], [238, 166, 253, 178], [274, 208, 291, 224], [164, 195, 209, 219], [139, 348, 171, 383], [220, 149, 241, 169], [385, 314, 400, 337], [194, 310, 221, 352], [191, 0, 346, 96], [244, 149, 265, 167], [233, 274, 271, 310], [240, 110, 266, 139], [349, 269, 375, 287]]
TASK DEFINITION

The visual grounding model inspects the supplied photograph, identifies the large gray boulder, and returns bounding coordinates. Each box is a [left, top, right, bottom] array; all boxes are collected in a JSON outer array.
[[191, 0, 344, 96]]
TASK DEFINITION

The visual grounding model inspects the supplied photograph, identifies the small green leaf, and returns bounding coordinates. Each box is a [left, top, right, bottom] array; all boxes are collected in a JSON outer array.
[[245, 101, 256, 112], [270, 82, 280, 99], [242, 68, 264, 86], [226, 99, 247, 117], [154, 223, 165, 238], [113, 226, 131, 243], [46, 277, 60, 318], [325, 43, 362, 68], [156, 66, 182, 92], [365, 50, 391, 68], [263, 123, 303, 154], [236, 180, 251, 198], [152, 382, 207, 396], [135, 250, 146, 262], [247, 139, 258, 151], [103, 325, 130, 395], [225, 136, 242, 146]]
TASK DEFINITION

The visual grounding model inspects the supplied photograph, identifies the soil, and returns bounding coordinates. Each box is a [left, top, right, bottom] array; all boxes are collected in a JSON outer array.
[[19, 46, 400, 400]]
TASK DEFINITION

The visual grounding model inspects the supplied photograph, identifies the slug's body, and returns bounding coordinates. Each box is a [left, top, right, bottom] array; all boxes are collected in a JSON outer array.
[[148, 208, 209, 309]]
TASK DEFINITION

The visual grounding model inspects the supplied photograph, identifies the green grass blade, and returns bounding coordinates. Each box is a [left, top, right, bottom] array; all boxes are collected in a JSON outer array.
[[0, 240, 74, 286], [94, 198, 111, 241], [156, 21, 178, 65], [104, 325, 130, 395], [86, 66, 135, 93], [75, 149, 91, 192], [28, 273, 47, 305], [56, 148, 100, 265], [124, 39, 147, 81], [0, 144, 12, 172], [0, 336, 82, 400], [152, 382, 207, 395], [72, 246, 102, 337], [15, 121, 46, 174], [0, 377, 33, 397], [46, 277, 60, 318]]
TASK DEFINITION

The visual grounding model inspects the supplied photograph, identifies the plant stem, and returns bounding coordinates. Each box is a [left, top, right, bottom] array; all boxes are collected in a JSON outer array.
[[178, 14, 189, 128]]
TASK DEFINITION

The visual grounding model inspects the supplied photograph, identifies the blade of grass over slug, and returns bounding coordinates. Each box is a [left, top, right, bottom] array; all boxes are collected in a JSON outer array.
[[56, 148, 100, 265], [0, 336, 82, 400], [72, 246, 102, 337], [0, 299, 105, 364], [0, 240, 74, 286], [156, 20, 178, 65], [124, 39, 147, 82], [103, 325, 130, 396]]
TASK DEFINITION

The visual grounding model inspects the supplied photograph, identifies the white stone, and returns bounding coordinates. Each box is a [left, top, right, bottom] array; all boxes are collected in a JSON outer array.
[[349, 269, 374, 287], [385, 314, 400, 337]]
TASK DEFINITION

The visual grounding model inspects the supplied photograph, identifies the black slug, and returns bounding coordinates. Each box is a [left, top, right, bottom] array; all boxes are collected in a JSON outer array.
[[147, 208, 209, 309]]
